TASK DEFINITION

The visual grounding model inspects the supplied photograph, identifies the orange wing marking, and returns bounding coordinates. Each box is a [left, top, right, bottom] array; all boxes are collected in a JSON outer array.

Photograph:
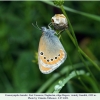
[[40, 65, 51, 72], [40, 49, 65, 65]]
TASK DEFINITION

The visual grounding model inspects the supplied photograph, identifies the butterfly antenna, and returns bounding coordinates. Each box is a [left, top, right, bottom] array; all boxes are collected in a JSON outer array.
[[32, 22, 41, 30], [36, 21, 41, 30]]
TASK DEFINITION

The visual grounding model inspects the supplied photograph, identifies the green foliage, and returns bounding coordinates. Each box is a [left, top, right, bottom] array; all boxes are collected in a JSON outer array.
[[0, 1, 100, 93], [53, 0, 64, 6]]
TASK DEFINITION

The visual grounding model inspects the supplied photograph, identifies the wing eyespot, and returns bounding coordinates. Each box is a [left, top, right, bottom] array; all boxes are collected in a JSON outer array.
[[55, 57, 57, 59], [44, 57, 46, 59], [58, 54, 60, 56], [47, 60, 49, 62], [40, 52, 43, 55], [51, 59, 53, 61]]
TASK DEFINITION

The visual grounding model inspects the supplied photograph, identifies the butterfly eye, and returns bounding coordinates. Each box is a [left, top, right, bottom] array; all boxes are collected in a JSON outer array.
[[44, 57, 46, 59], [55, 57, 57, 59], [40, 52, 43, 55]]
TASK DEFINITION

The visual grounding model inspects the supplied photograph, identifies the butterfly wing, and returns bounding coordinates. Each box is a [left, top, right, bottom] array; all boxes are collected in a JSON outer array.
[[38, 35, 67, 74]]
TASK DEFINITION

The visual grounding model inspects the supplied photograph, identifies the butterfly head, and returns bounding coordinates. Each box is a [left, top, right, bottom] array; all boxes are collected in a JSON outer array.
[[41, 27, 56, 36]]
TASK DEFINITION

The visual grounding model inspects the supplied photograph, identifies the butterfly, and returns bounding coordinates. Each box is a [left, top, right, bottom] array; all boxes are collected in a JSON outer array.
[[38, 27, 67, 74]]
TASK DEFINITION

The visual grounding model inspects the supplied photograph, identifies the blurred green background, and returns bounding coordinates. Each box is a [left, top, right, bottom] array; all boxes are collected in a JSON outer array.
[[0, 1, 100, 93]]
